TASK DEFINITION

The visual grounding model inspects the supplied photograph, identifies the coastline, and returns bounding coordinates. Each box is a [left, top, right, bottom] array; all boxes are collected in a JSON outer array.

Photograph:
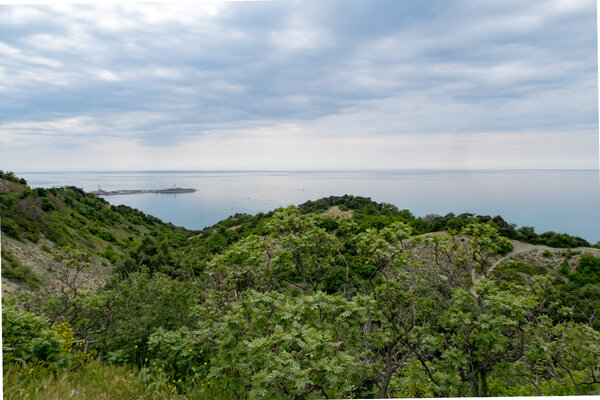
[[91, 188, 197, 196]]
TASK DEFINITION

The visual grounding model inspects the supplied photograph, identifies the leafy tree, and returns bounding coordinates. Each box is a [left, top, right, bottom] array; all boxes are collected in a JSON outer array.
[[199, 290, 373, 399], [503, 318, 600, 395], [116, 236, 184, 278], [433, 279, 538, 396], [102, 272, 198, 364]]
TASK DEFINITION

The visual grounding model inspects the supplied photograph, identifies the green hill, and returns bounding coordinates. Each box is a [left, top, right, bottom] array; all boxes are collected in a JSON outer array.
[[0, 171, 193, 292], [2, 171, 600, 398]]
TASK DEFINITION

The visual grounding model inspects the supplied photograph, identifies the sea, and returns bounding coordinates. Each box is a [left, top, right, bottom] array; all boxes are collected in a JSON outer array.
[[18, 170, 600, 243]]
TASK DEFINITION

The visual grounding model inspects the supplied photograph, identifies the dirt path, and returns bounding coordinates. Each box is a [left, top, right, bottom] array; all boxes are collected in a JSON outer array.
[[488, 242, 550, 272]]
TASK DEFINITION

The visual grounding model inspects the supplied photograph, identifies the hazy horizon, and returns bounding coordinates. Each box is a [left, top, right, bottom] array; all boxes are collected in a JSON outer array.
[[13, 167, 600, 174]]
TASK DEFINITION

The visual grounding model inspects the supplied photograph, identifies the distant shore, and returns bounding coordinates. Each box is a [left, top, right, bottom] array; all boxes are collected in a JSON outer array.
[[91, 188, 197, 196]]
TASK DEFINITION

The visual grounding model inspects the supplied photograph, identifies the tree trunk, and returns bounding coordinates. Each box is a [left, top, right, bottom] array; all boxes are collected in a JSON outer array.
[[379, 351, 395, 398], [478, 371, 488, 397]]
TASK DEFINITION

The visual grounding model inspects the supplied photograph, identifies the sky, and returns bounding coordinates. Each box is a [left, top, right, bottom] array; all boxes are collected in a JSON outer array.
[[0, 0, 598, 171]]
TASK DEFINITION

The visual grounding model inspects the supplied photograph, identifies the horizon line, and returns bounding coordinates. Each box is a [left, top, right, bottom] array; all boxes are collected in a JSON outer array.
[[13, 168, 600, 174]]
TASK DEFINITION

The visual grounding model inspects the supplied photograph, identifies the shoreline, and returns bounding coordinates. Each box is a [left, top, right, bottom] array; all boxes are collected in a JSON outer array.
[[91, 188, 196, 196]]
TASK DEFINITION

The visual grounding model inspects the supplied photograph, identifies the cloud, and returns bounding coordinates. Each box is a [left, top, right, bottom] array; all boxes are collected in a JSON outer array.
[[4, 124, 595, 172], [0, 1, 596, 170]]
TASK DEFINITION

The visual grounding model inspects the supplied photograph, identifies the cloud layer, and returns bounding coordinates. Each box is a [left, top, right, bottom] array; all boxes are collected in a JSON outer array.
[[0, 0, 597, 170]]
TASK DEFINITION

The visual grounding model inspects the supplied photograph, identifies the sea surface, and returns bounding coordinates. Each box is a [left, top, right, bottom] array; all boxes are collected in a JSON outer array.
[[18, 170, 600, 243]]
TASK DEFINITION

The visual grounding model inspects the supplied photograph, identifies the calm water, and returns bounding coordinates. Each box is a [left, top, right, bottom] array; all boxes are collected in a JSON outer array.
[[18, 170, 600, 243]]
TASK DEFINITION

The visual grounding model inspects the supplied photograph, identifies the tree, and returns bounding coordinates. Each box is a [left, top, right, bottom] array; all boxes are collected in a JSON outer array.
[[198, 290, 373, 399], [116, 236, 182, 278]]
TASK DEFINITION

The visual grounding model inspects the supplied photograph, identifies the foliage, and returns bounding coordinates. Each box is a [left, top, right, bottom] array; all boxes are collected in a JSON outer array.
[[491, 259, 548, 285], [432, 280, 539, 396], [2, 298, 66, 366], [0, 170, 28, 185], [3, 173, 600, 398], [146, 327, 203, 380], [199, 290, 373, 399], [0, 176, 193, 275], [102, 272, 199, 364], [1, 248, 41, 288], [569, 253, 600, 287], [116, 236, 184, 278]]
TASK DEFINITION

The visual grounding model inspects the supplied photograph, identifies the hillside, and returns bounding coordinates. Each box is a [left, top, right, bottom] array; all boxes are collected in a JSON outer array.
[[2, 172, 595, 295], [0, 171, 193, 294], [2, 171, 600, 399]]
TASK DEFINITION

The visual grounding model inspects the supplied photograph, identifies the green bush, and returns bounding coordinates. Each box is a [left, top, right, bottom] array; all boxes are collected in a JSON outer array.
[[2, 299, 66, 366], [41, 197, 56, 212], [1, 218, 23, 240], [1, 249, 41, 288], [102, 245, 121, 264], [88, 226, 118, 243], [103, 273, 198, 364], [147, 327, 203, 379], [570, 254, 600, 287], [492, 260, 538, 284]]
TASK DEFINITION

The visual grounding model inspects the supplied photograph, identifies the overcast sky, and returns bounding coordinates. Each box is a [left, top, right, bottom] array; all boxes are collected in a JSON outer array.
[[0, 0, 597, 171]]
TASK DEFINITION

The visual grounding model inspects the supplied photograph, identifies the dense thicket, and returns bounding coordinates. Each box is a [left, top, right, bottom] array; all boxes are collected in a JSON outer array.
[[2, 172, 599, 398], [298, 194, 592, 247]]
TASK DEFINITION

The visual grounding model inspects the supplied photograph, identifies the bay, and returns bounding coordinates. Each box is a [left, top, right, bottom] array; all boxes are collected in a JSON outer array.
[[18, 170, 600, 243]]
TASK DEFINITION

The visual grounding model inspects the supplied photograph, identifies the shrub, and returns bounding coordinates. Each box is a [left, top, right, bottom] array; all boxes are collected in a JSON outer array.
[[1, 249, 41, 288], [88, 226, 118, 243], [102, 245, 121, 264], [2, 299, 66, 366], [1, 218, 23, 240], [570, 254, 600, 287], [103, 273, 198, 364], [41, 197, 56, 212], [147, 327, 203, 379]]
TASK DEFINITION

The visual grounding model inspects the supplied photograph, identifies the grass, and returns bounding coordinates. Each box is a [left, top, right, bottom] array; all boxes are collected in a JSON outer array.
[[3, 361, 235, 400]]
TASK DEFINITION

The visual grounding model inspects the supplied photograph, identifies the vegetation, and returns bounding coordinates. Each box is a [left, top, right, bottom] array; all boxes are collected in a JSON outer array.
[[1, 249, 41, 289], [2, 172, 599, 398], [297, 194, 591, 248]]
